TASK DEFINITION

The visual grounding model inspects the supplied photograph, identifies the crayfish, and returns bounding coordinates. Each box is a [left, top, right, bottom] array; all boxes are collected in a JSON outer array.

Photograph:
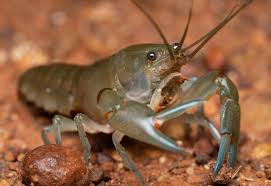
[[19, 0, 252, 185]]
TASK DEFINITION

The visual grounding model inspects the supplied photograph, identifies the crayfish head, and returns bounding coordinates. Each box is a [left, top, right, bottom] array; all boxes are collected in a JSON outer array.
[[110, 44, 185, 103], [140, 43, 187, 82]]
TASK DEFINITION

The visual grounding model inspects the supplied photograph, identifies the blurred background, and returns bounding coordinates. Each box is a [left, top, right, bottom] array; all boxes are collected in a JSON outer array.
[[0, 0, 270, 185]]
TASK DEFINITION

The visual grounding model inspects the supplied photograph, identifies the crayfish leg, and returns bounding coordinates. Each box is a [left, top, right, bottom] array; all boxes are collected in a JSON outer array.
[[41, 113, 113, 164], [112, 131, 146, 186]]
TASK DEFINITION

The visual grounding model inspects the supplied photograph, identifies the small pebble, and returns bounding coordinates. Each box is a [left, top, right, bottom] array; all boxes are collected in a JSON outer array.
[[117, 162, 124, 170], [159, 156, 167, 164], [22, 144, 88, 186], [204, 164, 210, 170], [256, 171, 266, 178], [186, 167, 194, 175], [4, 151, 15, 161], [16, 153, 25, 162], [176, 140, 183, 146]]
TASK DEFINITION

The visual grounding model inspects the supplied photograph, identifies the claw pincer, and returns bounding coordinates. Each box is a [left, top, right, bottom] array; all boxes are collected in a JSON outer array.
[[98, 89, 203, 153], [214, 75, 240, 174]]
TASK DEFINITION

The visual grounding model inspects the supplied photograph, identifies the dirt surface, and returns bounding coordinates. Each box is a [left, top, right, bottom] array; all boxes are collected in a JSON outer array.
[[0, 0, 270, 185]]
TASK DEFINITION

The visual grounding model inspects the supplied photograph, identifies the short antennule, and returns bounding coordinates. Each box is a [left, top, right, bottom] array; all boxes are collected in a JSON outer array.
[[131, 0, 174, 60], [186, 0, 253, 59]]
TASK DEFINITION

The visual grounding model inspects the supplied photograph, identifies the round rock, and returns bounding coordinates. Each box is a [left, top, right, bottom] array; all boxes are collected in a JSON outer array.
[[22, 144, 88, 186]]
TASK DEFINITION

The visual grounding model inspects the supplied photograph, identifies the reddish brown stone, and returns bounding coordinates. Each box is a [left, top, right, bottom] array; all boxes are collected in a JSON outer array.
[[22, 144, 88, 186]]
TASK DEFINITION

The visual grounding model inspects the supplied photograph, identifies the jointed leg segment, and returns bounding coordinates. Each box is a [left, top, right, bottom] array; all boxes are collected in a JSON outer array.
[[74, 114, 91, 163], [42, 115, 77, 145], [41, 113, 113, 163], [112, 131, 146, 186]]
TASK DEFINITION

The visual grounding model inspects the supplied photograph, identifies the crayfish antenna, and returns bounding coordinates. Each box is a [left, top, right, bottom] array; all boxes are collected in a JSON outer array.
[[130, 0, 174, 60], [178, 0, 193, 51], [183, 0, 253, 59]]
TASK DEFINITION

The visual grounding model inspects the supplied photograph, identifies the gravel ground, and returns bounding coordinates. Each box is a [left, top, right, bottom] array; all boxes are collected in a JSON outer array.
[[0, 0, 270, 185]]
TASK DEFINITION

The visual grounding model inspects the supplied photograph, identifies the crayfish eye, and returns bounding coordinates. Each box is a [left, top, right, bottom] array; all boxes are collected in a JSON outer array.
[[173, 43, 179, 50], [147, 51, 157, 61]]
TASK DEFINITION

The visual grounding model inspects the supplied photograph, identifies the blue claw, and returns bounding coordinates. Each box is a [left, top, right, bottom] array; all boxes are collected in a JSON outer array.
[[228, 142, 238, 167], [108, 102, 189, 153], [214, 134, 231, 175]]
